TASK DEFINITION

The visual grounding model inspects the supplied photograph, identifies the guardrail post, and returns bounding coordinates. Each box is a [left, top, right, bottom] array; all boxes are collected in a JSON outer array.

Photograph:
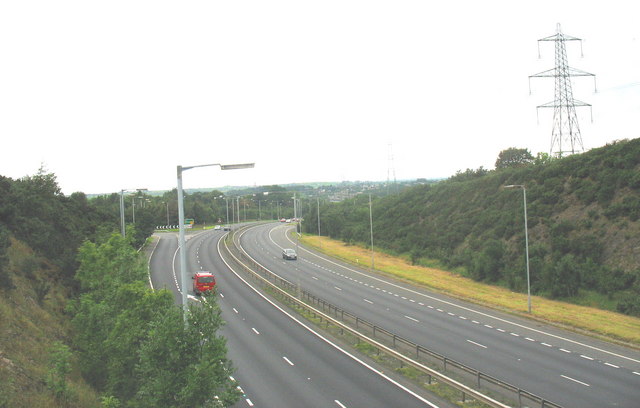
[[517, 389, 522, 407]]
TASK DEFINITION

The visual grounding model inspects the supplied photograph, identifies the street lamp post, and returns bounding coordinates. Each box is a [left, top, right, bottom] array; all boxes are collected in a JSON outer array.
[[177, 162, 254, 322], [119, 188, 147, 237], [504, 184, 531, 314], [369, 193, 375, 272]]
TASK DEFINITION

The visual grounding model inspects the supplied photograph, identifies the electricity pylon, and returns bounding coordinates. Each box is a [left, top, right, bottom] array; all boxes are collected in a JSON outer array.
[[529, 23, 596, 157]]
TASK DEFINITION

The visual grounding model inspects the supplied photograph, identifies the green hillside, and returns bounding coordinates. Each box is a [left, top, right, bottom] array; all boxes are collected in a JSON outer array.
[[306, 138, 640, 316], [0, 170, 238, 407]]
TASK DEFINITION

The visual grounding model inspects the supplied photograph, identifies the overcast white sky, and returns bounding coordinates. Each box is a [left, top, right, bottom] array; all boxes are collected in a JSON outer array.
[[1, 1, 638, 195]]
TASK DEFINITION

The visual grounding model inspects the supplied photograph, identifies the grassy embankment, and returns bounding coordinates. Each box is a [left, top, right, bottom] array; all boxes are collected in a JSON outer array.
[[0, 239, 99, 407], [299, 234, 640, 346]]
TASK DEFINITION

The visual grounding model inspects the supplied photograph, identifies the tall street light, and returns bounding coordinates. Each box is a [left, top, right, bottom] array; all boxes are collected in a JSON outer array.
[[504, 184, 531, 314], [119, 188, 147, 237], [369, 193, 375, 272], [177, 162, 254, 321]]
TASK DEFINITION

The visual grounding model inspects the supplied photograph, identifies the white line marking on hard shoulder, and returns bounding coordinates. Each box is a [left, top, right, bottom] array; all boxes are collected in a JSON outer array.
[[246, 399, 254, 406], [561, 375, 590, 387], [467, 340, 488, 349]]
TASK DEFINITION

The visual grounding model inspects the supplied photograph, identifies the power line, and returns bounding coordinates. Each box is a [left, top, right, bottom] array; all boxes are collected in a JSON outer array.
[[529, 23, 597, 157]]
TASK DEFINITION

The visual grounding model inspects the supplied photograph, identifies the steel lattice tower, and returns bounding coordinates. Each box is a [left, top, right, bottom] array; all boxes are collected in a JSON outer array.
[[529, 24, 596, 157]]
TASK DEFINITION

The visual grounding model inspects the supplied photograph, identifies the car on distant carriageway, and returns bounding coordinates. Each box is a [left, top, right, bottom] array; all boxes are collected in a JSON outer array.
[[282, 248, 297, 260]]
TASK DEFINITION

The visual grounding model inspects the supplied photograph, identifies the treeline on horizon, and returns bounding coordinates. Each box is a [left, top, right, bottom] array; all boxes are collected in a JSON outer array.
[[301, 139, 640, 317]]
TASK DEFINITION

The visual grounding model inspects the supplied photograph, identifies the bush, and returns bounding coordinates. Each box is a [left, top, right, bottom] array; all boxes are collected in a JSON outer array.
[[0, 226, 12, 290]]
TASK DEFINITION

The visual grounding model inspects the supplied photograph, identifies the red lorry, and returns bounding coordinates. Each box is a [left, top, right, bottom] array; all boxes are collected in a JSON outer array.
[[192, 271, 216, 296]]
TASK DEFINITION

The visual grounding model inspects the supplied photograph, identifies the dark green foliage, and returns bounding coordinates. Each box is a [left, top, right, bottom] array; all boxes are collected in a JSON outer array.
[[495, 148, 534, 169], [71, 233, 239, 407], [46, 341, 73, 401], [0, 224, 12, 289], [543, 254, 581, 298], [136, 303, 240, 407], [303, 138, 640, 315], [468, 239, 505, 282]]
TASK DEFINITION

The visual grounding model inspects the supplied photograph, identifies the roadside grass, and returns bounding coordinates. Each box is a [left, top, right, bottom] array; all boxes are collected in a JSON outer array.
[[299, 234, 640, 346], [1, 238, 100, 407]]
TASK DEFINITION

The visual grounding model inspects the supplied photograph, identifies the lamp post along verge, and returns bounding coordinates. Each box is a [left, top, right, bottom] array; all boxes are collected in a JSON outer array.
[[504, 184, 531, 314], [177, 162, 254, 322]]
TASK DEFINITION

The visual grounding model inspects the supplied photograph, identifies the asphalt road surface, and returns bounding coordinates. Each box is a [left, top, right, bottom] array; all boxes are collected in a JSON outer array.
[[148, 229, 447, 408], [236, 222, 640, 408]]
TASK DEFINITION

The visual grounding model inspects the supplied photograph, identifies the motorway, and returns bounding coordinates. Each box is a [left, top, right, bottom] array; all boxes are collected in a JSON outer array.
[[237, 222, 640, 408], [148, 228, 447, 408]]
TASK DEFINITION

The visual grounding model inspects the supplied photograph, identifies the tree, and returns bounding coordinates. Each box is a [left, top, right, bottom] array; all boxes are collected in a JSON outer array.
[[495, 148, 534, 169], [0, 225, 13, 289], [46, 341, 73, 401], [136, 302, 241, 407]]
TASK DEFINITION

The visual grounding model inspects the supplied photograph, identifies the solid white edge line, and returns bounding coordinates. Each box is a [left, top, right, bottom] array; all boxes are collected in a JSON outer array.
[[147, 234, 161, 290], [218, 230, 441, 408], [272, 224, 640, 365]]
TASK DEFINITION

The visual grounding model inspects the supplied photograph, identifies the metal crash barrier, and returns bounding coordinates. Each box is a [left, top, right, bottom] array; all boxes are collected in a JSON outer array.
[[221, 225, 562, 408]]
